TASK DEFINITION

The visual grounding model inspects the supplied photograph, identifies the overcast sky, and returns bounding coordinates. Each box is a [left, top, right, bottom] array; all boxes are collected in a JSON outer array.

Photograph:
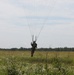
[[0, 0, 74, 48]]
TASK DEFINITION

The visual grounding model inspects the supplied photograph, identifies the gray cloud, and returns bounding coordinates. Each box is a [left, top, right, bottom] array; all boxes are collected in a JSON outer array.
[[0, 0, 74, 48]]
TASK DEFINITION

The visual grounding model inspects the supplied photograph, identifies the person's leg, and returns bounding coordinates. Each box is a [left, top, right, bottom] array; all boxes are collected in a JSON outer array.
[[31, 50, 33, 57], [31, 48, 35, 57]]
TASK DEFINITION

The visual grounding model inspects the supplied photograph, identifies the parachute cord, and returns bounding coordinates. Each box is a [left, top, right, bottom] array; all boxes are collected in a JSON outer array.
[[27, 23, 33, 37], [27, 1, 35, 40], [36, 0, 57, 41], [27, 0, 57, 41], [36, 24, 44, 41]]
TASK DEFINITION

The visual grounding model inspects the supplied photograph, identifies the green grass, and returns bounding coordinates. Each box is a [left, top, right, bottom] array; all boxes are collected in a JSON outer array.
[[0, 51, 74, 75]]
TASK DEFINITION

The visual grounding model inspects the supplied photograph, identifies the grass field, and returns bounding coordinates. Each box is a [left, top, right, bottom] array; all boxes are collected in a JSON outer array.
[[0, 51, 74, 75]]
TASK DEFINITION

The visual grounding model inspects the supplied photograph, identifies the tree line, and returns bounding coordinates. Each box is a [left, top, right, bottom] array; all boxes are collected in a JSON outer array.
[[0, 47, 74, 51]]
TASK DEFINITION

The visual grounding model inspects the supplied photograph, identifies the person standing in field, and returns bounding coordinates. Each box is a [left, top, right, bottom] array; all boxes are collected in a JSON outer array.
[[31, 40, 37, 57]]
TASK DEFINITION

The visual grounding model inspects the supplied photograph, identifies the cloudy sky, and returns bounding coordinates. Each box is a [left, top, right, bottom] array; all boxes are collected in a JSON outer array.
[[0, 0, 74, 48]]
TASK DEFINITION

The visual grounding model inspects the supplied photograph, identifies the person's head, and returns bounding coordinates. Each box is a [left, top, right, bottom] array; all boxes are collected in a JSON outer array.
[[33, 41, 36, 43]]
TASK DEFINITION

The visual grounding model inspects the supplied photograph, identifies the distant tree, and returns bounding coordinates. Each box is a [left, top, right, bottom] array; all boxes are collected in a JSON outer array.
[[11, 48, 18, 51]]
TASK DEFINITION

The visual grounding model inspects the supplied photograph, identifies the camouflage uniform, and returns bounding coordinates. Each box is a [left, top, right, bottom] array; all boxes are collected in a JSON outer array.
[[31, 41, 37, 57]]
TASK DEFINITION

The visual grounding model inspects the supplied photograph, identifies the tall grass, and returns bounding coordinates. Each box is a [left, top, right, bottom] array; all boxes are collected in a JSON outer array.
[[0, 51, 74, 75]]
